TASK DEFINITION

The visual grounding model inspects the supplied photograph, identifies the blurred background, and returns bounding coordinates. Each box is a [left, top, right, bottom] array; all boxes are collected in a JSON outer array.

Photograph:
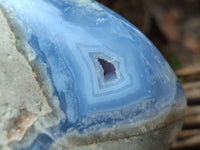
[[96, 0, 200, 149]]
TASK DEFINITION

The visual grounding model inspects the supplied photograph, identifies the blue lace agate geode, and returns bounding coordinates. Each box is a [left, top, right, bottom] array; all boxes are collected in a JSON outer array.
[[0, 0, 186, 150]]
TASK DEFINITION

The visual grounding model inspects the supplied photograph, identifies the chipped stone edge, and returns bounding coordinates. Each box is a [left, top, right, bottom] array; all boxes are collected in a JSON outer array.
[[0, 8, 52, 147], [0, 4, 65, 150]]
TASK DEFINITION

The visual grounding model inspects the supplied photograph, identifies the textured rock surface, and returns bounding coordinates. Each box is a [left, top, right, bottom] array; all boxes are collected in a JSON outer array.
[[0, 0, 186, 149], [51, 119, 184, 150], [0, 10, 51, 147]]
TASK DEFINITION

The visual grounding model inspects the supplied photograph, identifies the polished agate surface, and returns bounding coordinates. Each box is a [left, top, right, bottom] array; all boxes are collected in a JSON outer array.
[[0, 0, 186, 150]]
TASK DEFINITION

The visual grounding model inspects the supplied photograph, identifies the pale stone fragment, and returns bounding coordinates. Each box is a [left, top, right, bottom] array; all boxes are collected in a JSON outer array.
[[0, 10, 51, 146]]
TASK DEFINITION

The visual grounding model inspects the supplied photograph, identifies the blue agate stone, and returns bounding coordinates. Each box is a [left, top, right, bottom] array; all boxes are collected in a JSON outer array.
[[0, 0, 186, 150]]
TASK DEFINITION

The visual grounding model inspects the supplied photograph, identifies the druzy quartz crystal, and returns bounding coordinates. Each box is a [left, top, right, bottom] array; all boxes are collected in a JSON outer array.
[[0, 0, 186, 150]]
